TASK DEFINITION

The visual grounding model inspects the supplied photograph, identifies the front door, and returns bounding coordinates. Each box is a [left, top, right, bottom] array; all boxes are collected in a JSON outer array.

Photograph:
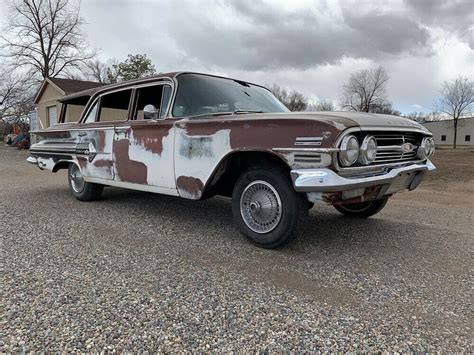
[[112, 83, 176, 190]]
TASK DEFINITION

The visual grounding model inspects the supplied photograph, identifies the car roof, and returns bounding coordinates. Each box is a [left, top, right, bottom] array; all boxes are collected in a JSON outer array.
[[59, 71, 267, 103]]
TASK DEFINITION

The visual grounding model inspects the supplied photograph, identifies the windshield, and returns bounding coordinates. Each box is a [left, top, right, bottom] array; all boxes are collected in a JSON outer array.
[[172, 74, 289, 117]]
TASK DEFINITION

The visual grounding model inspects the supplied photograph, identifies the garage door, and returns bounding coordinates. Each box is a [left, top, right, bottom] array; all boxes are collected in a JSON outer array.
[[47, 105, 57, 126]]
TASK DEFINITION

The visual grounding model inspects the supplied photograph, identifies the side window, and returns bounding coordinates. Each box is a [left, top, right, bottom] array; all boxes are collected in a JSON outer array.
[[134, 84, 172, 120], [465, 135, 471, 142], [83, 101, 98, 123], [98, 89, 132, 122], [441, 135, 446, 142]]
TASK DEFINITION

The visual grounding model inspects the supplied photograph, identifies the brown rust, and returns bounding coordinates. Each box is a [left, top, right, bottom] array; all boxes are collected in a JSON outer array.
[[113, 139, 148, 184], [176, 176, 204, 199], [121, 122, 175, 155], [325, 185, 383, 205]]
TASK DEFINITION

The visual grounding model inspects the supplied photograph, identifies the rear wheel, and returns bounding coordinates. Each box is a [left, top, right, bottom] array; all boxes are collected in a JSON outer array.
[[232, 168, 308, 249], [68, 163, 103, 201], [333, 197, 388, 218]]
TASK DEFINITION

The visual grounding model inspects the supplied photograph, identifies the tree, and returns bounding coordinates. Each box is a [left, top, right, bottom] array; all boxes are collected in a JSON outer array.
[[341, 66, 390, 112], [308, 100, 335, 111], [0, 70, 35, 123], [435, 77, 474, 148], [1, 0, 94, 79], [269, 84, 307, 111], [83, 59, 112, 83], [371, 103, 401, 116], [106, 54, 156, 83]]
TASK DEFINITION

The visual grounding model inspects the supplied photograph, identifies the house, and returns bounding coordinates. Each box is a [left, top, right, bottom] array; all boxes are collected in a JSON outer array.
[[34, 77, 105, 128], [423, 117, 474, 147]]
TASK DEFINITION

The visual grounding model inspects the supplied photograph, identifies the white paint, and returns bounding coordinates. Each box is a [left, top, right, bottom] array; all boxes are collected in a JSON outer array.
[[121, 129, 176, 189], [174, 128, 232, 199]]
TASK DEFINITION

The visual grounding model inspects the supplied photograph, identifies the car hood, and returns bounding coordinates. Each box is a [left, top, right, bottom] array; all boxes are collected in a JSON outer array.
[[308, 111, 427, 130]]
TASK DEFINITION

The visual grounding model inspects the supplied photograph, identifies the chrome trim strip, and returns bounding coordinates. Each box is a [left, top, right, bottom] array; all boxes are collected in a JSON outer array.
[[26, 156, 38, 165], [84, 176, 180, 196], [291, 160, 436, 193], [273, 147, 339, 153]]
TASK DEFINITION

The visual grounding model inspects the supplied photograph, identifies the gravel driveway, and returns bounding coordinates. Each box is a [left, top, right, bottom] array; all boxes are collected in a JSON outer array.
[[1, 146, 472, 352]]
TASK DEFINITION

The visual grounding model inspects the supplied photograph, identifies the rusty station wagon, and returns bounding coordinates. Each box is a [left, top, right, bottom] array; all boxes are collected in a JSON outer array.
[[28, 72, 436, 248]]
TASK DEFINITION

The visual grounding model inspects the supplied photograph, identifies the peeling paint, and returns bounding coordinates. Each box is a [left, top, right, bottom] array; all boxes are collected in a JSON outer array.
[[176, 176, 204, 199]]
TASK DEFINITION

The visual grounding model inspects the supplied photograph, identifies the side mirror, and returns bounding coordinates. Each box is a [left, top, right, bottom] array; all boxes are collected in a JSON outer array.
[[143, 104, 158, 120]]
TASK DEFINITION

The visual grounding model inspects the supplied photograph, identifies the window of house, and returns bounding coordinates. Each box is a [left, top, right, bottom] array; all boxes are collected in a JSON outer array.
[[47, 105, 57, 126], [134, 84, 172, 120], [466, 135, 471, 142], [98, 89, 132, 122], [441, 135, 446, 142]]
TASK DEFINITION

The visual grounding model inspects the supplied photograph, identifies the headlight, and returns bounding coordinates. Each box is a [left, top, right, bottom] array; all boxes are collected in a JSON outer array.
[[339, 135, 359, 166], [418, 137, 435, 159], [358, 135, 377, 165]]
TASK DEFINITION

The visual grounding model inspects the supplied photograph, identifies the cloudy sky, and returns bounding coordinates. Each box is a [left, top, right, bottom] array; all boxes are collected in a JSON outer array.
[[2, 0, 473, 113]]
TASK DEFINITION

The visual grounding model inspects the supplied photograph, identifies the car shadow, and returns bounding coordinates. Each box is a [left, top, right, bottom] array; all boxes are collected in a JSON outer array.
[[97, 187, 431, 257]]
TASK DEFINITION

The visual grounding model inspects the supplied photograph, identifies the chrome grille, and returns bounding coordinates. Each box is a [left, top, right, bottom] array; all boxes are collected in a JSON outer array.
[[372, 132, 419, 165]]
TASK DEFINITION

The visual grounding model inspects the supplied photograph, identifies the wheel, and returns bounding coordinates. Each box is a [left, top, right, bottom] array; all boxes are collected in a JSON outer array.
[[68, 163, 104, 201], [232, 168, 308, 249], [333, 197, 389, 218]]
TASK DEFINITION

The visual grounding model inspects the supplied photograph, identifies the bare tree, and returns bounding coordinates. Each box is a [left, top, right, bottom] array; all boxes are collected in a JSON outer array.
[[307, 100, 335, 111], [0, 70, 35, 123], [82, 59, 116, 83], [341, 66, 390, 112], [435, 77, 473, 148], [1, 0, 95, 79], [269, 84, 307, 111]]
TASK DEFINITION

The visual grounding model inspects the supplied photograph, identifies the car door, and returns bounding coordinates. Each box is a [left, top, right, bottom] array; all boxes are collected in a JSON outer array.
[[112, 83, 176, 191], [75, 93, 128, 181]]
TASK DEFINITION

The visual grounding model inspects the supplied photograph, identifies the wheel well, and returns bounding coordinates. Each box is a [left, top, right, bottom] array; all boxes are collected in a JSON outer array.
[[203, 151, 290, 198], [52, 161, 72, 172]]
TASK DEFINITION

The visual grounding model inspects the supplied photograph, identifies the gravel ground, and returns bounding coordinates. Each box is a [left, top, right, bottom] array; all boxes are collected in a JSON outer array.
[[1, 146, 472, 352]]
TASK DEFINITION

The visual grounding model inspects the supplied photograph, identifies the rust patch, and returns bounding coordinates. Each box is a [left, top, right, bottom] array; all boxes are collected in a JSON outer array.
[[93, 159, 114, 175], [131, 127, 169, 155], [77, 156, 88, 169], [176, 176, 204, 199], [326, 185, 383, 205], [113, 139, 147, 184], [97, 130, 106, 151]]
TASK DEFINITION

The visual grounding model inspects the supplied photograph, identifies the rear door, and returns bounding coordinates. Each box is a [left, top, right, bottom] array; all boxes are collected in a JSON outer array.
[[112, 83, 176, 191], [76, 89, 132, 181]]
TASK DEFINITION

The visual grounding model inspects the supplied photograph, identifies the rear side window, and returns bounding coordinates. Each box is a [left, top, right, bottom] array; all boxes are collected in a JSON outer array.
[[83, 101, 99, 123], [98, 89, 132, 122]]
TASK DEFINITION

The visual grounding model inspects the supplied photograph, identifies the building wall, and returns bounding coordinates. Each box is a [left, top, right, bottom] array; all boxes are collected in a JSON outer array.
[[423, 118, 474, 147], [36, 83, 63, 128]]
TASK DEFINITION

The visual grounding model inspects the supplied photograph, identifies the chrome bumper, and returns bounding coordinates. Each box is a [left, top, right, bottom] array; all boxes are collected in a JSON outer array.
[[290, 160, 436, 193]]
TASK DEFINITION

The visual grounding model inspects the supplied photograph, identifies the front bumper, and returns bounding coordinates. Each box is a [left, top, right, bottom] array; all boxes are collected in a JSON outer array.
[[290, 160, 436, 204]]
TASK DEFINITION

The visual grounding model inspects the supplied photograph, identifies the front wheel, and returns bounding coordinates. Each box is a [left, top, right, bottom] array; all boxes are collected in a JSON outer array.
[[232, 168, 308, 249], [68, 163, 104, 201], [333, 197, 389, 218]]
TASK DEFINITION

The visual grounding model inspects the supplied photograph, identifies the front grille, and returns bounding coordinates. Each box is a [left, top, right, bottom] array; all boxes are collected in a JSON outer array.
[[372, 132, 419, 165], [338, 130, 426, 169]]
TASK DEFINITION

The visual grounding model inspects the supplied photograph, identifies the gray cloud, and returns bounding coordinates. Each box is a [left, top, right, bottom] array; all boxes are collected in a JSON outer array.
[[404, 0, 474, 48], [161, 0, 431, 71]]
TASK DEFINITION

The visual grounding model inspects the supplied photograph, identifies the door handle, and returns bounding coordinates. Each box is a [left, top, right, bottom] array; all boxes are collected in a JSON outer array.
[[78, 132, 87, 137], [114, 126, 130, 134]]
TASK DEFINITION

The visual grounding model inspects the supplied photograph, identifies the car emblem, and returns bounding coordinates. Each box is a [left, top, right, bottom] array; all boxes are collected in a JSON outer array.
[[401, 143, 415, 153]]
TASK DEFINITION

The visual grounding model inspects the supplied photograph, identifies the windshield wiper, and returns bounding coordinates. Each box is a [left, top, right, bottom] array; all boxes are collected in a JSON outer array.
[[233, 109, 264, 114]]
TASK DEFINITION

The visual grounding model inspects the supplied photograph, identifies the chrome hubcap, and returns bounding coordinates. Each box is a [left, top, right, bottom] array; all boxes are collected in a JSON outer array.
[[240, 180, 282, 234], [70, 164, 85, 193]]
